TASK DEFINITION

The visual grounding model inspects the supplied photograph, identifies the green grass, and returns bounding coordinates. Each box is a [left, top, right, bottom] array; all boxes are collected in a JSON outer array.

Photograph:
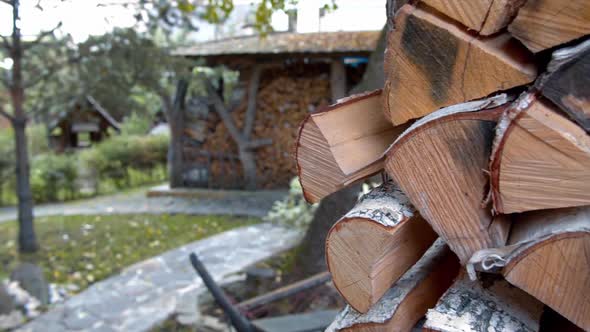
[[0, 214, 259, 291]]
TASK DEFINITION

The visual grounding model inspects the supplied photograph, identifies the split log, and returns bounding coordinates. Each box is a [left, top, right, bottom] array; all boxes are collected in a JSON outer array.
[[383, 4, 537, 126], [296, 90, 408, 203], [468, 206, 590, 330], [421, 0, 526, 35], [326, 181, 438, 313], [384, 95, 512, 264], [536, 39, 590, 132], [489, 93, 590, 214], [326, 239, 459, 332], [508, 0, 590, 53], [423, 274, 544, 332]]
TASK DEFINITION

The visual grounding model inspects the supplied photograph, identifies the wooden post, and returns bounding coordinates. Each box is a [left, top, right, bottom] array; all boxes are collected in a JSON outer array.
[[330, 58, 347, 102]]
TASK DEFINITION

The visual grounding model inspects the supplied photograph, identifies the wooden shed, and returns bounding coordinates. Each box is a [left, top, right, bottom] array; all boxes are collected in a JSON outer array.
[[174, 31, 381, 189], [49, 95, 120, 152]]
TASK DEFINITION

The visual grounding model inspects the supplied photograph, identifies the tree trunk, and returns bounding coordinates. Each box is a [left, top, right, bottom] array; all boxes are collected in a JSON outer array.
[[295, 184, 360, 277], [294, 25, 388, 277], [9, 0, 38, 253], [239, 148, 257, 190], [167, 79, 188, 188], [13, 118, 38, 253]]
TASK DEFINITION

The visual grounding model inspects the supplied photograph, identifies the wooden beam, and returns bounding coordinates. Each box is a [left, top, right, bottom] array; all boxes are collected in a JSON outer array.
[[423, 273, 543, 332], [468, 206, 590, 330], [385, 95, 512, 263], [326, 181, 438, 313], [296, 90, 408, 203], [508, 0, 590, 53], [536, 39, 590, 132], [421, 0, 526, 35], [326, 239, 459, 332], [383, 4, 537, 126], [490, 94, 590, 213]]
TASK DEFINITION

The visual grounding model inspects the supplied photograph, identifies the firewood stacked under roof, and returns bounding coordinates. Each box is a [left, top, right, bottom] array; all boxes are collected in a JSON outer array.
[[295, 1, 590, 330], [199, 63, 331, 188]]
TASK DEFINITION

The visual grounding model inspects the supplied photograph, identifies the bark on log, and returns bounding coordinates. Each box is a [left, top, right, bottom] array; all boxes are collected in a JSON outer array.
[[536, 39, 590, 132], [326, 239, 459, 332], [383, 4, 537, 126], [489, 93, 590, 214], [326, 182, 438, 313], [385, 95, 512, 264], [508, 0, 590, 53], [296, 90, 407, 203], [421, 0, 526, 35], [468, 206, 590, 330], [423, 274, 544, 332]]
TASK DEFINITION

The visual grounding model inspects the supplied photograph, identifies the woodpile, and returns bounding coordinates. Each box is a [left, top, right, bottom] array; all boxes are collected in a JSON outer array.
[[294, 1, 590, 330], [200, 63, 331, 188]]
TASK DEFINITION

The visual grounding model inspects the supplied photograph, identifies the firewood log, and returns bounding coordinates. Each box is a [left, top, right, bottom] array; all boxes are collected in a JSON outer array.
[[326, 181, 438, 313], [420, 0, 526, 35], [468, 206, 590, 330], [508, 0, 590, 53], [536, 39, 590, 132], [384, 95, 512, 264], [423, 274, 544, 332], [326, 239, 459, 332], [383, 4, 537, 126], [296, 90, 408, 203], [489, 93, 590, 214]]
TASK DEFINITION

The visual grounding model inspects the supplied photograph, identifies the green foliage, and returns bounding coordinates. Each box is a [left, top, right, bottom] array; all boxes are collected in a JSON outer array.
[[264, 177, 317, 229], [120, 113, 153, 135], [30, 153, 78, 203], [80, 133, 169, 189], [0, 214, 259, 291]]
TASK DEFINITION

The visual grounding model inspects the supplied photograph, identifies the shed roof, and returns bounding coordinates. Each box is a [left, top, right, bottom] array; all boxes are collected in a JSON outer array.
[[50, 95, 120, 132], [173, 31, 380, 58]]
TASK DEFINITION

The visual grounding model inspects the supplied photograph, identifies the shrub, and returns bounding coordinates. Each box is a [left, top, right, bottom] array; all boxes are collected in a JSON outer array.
[[80, 133, 169, 190], [30, 153, 78, 202], [264, 177, 318, 229], [120, 112, 153, 136]]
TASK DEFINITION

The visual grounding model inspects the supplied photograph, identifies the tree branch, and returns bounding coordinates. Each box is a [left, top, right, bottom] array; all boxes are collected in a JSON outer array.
[[0, 0, 13, 5], [0, 34, 10, 51], [243, 65, 262, 139], [243, 138, 273, 150], [203, 76, 247, 146], [23, 55, 80, 88], [0, 104, 14, 122], [23, 22, 62, 50]]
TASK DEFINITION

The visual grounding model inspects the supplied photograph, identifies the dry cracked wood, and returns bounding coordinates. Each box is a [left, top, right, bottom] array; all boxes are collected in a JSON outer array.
[[508, 0, 590, 53], [296, 90, 408, 203], [326, 181, 438, 313], [468, 206, 590, 330], [423, 274, 543, 332], [383, 4, 537, 126], [537, 39, 590, 132], [490, 93, 590, 213], [421, 0, 526, 35], [385, 95, 512, 264], [326, 239, 459, 332]]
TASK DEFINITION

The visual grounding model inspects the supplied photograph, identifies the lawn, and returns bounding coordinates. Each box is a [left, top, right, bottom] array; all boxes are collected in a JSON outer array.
[[0, 214, 259, 291]]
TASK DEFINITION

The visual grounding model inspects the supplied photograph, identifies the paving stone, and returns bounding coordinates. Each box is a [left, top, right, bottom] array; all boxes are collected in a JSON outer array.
[[19, 223, 301, 332]]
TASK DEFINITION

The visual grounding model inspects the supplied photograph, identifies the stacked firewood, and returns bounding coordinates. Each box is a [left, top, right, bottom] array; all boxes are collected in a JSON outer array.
[[295, 1, 590, 331], [202, 64, 331, 188]]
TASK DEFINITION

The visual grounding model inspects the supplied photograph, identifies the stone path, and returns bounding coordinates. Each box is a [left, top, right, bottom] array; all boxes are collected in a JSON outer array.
[[17, 223, 302, 332], [0, 187, 287, 224]]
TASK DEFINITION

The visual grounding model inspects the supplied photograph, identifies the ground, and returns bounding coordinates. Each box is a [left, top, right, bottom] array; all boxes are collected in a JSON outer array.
[[0, 214, 258, 290]]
